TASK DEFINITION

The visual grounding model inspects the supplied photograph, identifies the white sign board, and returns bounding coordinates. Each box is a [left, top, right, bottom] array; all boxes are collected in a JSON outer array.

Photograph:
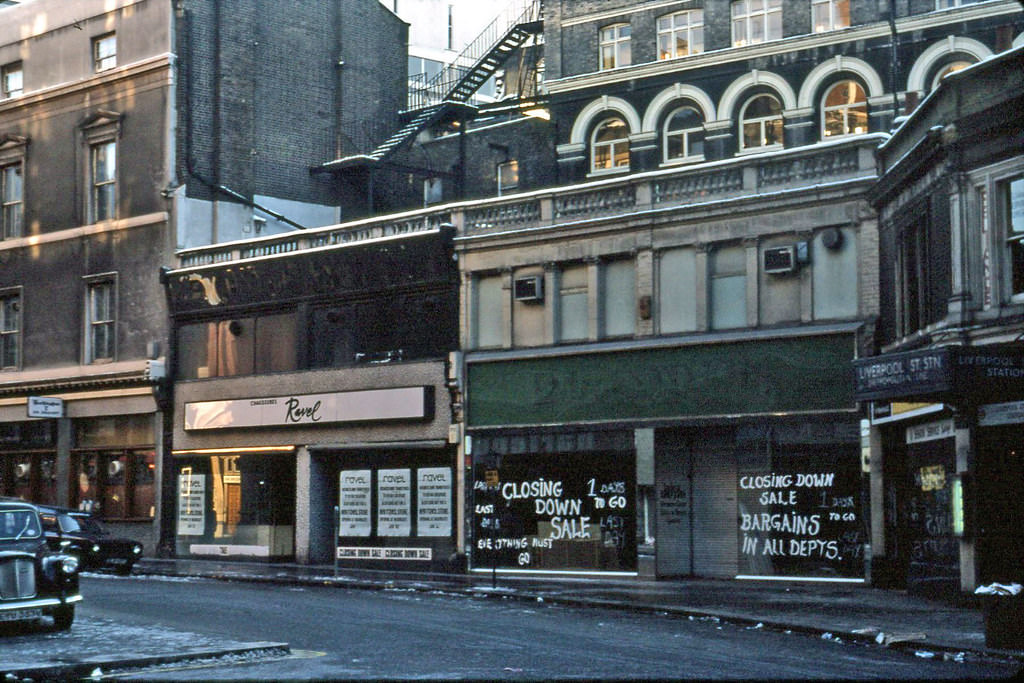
[[338, 469, 372, 537], [377, 469, 411, 536], [184, 387, 429, 430], [177, 474, 205, 535], [906, 418, 955, 444], [27, 396, 64, 418], [979, 400, 1024, 426], [417, 467, 451, 537]]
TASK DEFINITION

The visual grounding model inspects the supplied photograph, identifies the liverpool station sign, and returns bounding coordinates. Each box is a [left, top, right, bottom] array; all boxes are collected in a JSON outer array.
[[853, 345, 1024, 404]]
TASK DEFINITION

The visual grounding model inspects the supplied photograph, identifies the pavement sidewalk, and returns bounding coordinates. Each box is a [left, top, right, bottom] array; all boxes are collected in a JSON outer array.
[[135, 557, 1024, 663]]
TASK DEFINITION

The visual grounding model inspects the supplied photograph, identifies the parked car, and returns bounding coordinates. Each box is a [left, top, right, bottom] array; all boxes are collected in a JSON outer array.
[[0, 501, 81, 630], [38, 506, 143, 575]]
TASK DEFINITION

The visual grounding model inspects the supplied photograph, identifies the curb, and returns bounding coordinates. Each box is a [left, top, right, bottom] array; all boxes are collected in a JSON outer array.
[[0, 642, 291, 680]]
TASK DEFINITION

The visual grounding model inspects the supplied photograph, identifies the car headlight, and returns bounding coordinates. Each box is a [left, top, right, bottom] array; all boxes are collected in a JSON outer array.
[[91, 544, 100, 553], [132, 544, 142, 555], [61, 555, 79, 574]]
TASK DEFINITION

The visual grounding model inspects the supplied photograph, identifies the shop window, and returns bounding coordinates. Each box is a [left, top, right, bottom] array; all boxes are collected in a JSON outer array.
[[822, 81, 867, 138], [599, 23, 630, 71], [472, 274, 504, 349], [663, 105, 705, 164], [658, 247, 697, 334], [558, 264, 588, 342], [175, 455, 295, 557], [0, 289, 19, 370], [84, 276, 116, 363], [740, 94, 783, 151], [731, 0, 782, 47], [812, 0, 849, 33], [601, 258, 636, 338], [710, 245, 747, 330], [591, 117, 630, 174], [657, 10, 704, 60], [75, 450, 155, 520]]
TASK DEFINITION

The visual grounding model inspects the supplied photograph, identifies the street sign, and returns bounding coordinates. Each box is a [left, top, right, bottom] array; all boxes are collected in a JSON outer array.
[[27, 396, 64, 419]]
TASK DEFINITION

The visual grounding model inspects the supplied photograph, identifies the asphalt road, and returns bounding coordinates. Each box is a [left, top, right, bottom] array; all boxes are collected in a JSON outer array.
[[74, 574, 1019, 680]]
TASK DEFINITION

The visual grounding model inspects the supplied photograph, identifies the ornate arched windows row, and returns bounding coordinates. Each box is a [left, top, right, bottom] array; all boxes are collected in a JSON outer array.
[[567, 36, 996, 172]]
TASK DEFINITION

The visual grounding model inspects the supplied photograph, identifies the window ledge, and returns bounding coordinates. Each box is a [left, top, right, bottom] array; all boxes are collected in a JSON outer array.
[[587, 167, 631, 179], [736, 144, 783, 156], [660, 155, 706, 168]]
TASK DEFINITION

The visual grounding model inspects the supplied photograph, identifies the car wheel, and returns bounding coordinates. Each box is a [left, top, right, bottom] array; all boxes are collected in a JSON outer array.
[[52, 605, 74, 631], [115, 562, 134, 576]]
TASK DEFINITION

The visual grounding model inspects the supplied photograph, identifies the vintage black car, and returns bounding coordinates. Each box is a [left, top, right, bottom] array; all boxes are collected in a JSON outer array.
[[38, 506, 143, 575], [0, 501, 81, 630]]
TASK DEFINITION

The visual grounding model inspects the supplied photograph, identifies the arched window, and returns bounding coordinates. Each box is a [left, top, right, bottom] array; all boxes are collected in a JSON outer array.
[[930, 60, 972, 91], [740, 94, 782, 151], [822, 80, 867, 138], [591, 117, 630, 172], [663, 105, 705, 163]]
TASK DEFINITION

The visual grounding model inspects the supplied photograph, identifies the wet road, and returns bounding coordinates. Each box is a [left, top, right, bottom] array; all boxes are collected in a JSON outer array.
[[50, 573, 1020, 680]]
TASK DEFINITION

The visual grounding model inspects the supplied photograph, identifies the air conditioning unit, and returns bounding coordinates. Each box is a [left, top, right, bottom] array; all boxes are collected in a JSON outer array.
[[513, 275, 544, 302], [763, 245, 797, 274]]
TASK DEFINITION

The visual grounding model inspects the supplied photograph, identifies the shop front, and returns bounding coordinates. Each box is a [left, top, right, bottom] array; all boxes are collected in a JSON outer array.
[[172, 370, 459, 569], [466, 328, 863, 579], [854, 344, 1024, 595]]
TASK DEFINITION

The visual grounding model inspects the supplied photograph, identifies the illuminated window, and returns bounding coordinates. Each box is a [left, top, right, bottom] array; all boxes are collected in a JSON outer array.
[[822, 81, 868, 138], [76, 450, 155, 520], [1, 62, 22, 99], [497, 160, 519, 196], [663, 106, 705, 163], [1, 162, 22, 239], [812, 0, 849, 33], [931, 60, 972, 91], [657, 10, 704, 60], [731, 0, 782, 47], [599, 24, 631, 70], [0, 290, 19, 370], [93, 33, 116, 72], [591, 117, 630, 173], [740, 94, 783, 151], [85, 277, 115, 363]]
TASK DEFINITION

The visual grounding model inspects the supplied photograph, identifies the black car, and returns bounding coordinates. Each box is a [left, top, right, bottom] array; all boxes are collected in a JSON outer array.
[[0, 501, 81, 630], [39, 507, 143, 575]]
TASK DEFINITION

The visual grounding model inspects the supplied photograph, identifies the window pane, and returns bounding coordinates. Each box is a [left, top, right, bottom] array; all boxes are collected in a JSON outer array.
[[130, 451, 156, 518], [559, 265, 588, 342], [475, 275, 504, 348], [216, 318, 254, 376], [254, 313, 296, 373], [658, 247, 697, 333], [711, 275, 747, 329], [603, 259, 635, 337]]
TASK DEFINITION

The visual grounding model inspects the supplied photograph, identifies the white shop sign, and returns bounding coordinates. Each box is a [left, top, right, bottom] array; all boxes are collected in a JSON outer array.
[[417, 467, 451, 537], [905, 418, 955, 444], [27, 396, 64, 418], [177, 474, 205, 535], [184, 386, 429, 430], [377, 469, 411, 537]]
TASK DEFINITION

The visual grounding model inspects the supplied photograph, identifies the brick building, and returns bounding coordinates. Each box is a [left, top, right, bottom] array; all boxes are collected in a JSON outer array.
[[0, 0, 406, 557]]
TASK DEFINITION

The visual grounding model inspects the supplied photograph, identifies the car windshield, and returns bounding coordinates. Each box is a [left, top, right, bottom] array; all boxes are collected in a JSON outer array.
[[0, 510, 42, 540]]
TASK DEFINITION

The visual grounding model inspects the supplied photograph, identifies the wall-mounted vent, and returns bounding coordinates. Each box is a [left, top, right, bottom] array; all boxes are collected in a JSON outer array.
[[763, 246, 797, 274], [513, 275, 544, 302]]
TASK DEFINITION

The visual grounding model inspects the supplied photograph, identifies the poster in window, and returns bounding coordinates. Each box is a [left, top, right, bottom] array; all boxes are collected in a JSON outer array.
[[177, 473, 205, 536], [737, 450, 864, 579], [472, 451, 637, 572], [338, 470, 371, 537], [377, 469, 411, 537], [417, 467, 451, 537]]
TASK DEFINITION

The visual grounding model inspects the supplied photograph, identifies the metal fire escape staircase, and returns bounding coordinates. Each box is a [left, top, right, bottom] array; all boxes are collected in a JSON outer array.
[[319, 0, 542, 172]]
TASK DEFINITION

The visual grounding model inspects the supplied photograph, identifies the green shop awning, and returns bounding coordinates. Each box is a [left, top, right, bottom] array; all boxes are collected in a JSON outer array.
[[467, 333, 856, 428]]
